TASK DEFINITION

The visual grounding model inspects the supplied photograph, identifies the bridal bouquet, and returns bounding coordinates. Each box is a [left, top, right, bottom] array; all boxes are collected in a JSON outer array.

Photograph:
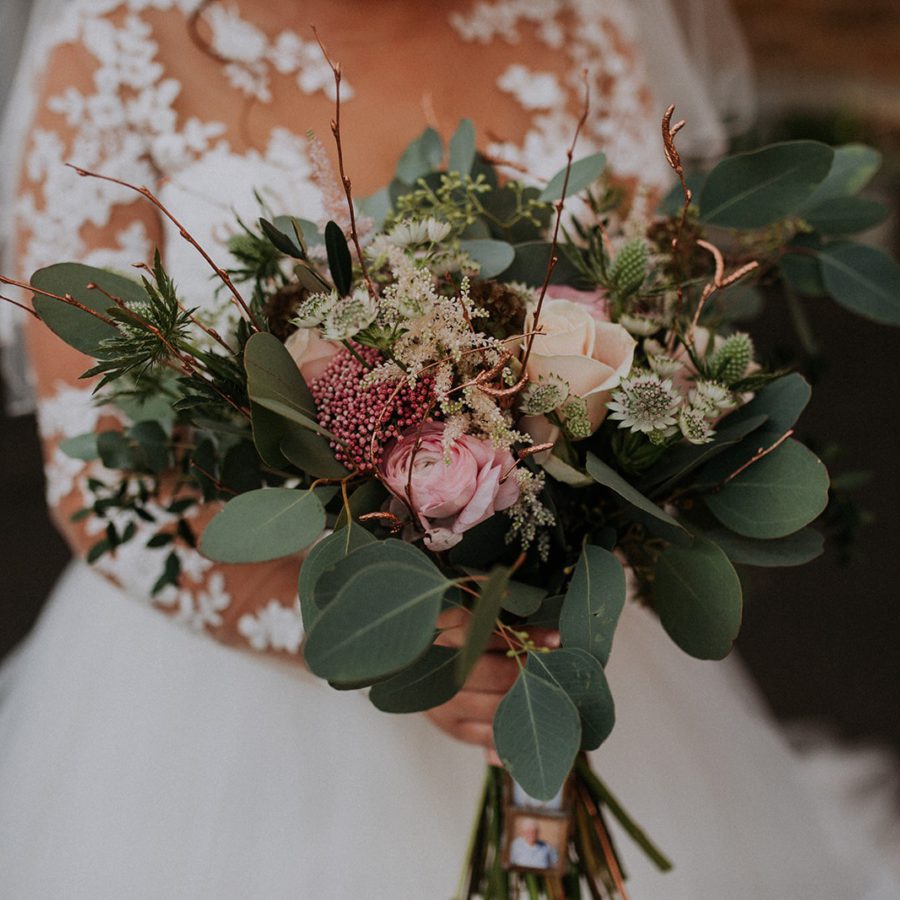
[[5, 53, 899, 898]]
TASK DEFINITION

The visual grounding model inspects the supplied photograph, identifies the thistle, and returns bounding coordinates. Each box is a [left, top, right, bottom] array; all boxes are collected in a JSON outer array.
[[708, 332, 754, 385], [608, 239, 648, 297]]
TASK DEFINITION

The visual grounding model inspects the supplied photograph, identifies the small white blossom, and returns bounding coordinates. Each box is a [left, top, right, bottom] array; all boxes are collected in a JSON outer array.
[[387, 217, 452, 247], [292, 290, 337, 328], [321, 287, 377, 341], [607, 372, 681, 436], [679, 407, 716, 445], [690, 381, 736, 417], [520, 374, 570, 416]]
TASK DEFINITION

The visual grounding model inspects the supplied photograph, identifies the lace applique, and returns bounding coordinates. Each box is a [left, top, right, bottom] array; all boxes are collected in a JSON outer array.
[[238, 600, 304, 654], [452, 0, 669, 187]]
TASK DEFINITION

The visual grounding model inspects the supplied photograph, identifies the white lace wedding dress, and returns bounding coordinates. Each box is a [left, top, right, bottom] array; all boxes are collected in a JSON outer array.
[[0, 2, 898, 898]]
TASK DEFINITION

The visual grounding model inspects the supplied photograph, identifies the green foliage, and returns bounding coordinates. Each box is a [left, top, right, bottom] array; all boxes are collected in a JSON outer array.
[[703, 439, 830, 539], [526, 648, 615, 750], [606, 239, 648, 297], [298, 523, 375, 631], [31, 263, 134, 356], [539, 152, 606, 202], [448, 118, 476, 176], [706, 332, 754, 384], [699, 141, 834, 228], [798, 143, 881, 207], [395, 127, 444, 183], [458, 239, 515, 278], [559, 545, 626, 666], [324, 220, 353, 296], [199, 487, 326, 563], [585, 453, 687, 542], [818, 242, 900, 325], [303, 544, 450, 683], [704, 527, 824, 568], [493, 666, 581, 801], [653, 537, 742, 660], [456, 566, 511, 683], [369, 645, 463, 713], [804, 196, 887, 235]]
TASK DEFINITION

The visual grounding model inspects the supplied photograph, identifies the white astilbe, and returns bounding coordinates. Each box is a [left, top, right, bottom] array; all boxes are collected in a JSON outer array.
[[463, 384, 525, 450], [506, 469, 555, 558]]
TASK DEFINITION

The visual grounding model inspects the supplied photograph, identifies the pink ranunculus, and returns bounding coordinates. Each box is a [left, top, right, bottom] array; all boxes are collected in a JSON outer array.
[[381, 422, 520, 552], [545, 284, 610, 322], [284, 327, 342, 384]]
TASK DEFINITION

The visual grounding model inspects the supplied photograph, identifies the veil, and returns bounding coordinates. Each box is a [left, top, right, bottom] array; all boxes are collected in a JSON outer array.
[[0, 0, 756, 415]]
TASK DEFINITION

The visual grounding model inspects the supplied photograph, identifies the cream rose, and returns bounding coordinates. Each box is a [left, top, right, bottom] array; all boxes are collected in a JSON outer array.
[[523, 297, 635, 434], [284, 328, 342, 384]]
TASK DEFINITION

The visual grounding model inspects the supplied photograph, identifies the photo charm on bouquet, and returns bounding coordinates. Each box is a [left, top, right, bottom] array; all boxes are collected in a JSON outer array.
[[3, 27, 900, 900]]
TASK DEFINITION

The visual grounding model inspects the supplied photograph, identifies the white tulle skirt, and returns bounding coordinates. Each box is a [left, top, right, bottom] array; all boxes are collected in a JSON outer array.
[[0, 563, 897, 899]]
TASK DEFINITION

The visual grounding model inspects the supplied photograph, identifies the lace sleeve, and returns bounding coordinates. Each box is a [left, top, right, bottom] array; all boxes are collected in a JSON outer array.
[[17, 9, 306, 660]]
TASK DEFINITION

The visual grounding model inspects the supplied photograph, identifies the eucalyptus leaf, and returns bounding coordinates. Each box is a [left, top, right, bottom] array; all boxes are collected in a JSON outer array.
[[128, 420, 170, 473], [324, 220, 353, 296], [200, 487, 325, 563], [503, 581, 546, 617], [448, 118, 476, 175], [459, 239, 515, 279], [395, 127, 443, 183], [585, 453, 687, 540], [539, 152, 606, 202], [804, 196, 887, 235], [244, 332, 334, 438], [313, 539, 439, 610], [527, 648, 615, 750], [32, 264, 139, 355], [493, 667, 581, 801], [59, 432, 99, 461], [704, 438, 829, 539], [280, 430, 346, 479], [641, 413, 768, 497], [559, 545, 625, 666], [303, 559, 449, 682], [819, 242, 900, 325], [299, 524, 376, 631], [699, 141, 834, 229], [369, 645, 463, 713], [799, 143, 881, 207], [456, 566, 511, 682], [723, 373, 811, 435], [654, 537, 742, 660], [502, 241, 584, 287], [357, 188, 392, 232], [705, 527, 824, 568]]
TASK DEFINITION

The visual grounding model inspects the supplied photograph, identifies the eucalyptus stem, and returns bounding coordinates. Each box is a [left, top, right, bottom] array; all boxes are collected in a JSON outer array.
[[575, 757, 672, 872], [785, 288, 820, 357], [456, 768, 492, 900]]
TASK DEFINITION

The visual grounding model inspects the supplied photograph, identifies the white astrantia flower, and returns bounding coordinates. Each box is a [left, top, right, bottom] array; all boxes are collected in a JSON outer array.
[[520, 374, 570, 416], [643, 339, 684, 379], [690, 380, 736, 417], [607, 371, 682, 435], [679, 406, 716, 445], [292, 289, 337, 328], [320, 287, 377, 341], [618, 313, 662, 337]]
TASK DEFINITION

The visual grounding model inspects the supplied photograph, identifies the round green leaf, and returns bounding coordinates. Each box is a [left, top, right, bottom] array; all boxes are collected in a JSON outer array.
[[493, 667, 581, 801], [200, 488, 325, 563], [559, 545, 626, 666], [298, 524, 375, 631], [799, 143, 881, 206], [448, 118, 476, 175], [804, 196, 887, 235], [527, 648, 615, 751], [539, 152, 606, 202], [705, 527, 824, 568], [704, 439, 829, 539], [459, 239, 515, 278], [699, 141, 834, 229], [31, 264, 139, 355], [369, 645, 462, 713], [654, 538, 743, 660], [819, 242, 900, 325], [303, 560, 448, 683]]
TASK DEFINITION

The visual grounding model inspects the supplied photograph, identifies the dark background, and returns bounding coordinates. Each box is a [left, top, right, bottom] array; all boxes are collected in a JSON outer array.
[[2, 2, 899, 757]]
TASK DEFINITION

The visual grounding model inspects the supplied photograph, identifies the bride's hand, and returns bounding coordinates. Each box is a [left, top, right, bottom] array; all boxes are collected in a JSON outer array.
[[423, 608, 559, 756]]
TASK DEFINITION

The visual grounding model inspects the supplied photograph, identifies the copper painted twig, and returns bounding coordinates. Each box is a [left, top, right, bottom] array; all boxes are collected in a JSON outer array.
[[720, 429, 794, 487]]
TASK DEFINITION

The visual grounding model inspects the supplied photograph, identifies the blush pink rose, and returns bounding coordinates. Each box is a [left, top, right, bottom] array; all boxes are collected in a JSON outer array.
[[545, 284, 610, 322], [381, 422, 520, 551], [284, 327, 342, 384]]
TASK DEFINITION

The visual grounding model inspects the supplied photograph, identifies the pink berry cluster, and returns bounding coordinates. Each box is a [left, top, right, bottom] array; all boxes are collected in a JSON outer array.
[[310, 346, 436, 472]]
